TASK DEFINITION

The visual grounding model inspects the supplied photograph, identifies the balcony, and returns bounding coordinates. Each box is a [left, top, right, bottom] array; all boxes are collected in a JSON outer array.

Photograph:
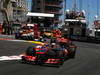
[[11, 0, 17, 2], [59, 0, 63, 1], [45, 0, 63, 3], [45, 10, 62, 15], [54, 20, 60, 23], [45, 2, 63, 8]]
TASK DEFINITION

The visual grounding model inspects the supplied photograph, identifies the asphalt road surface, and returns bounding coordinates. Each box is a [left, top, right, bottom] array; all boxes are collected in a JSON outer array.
[[0, 40, 100, 75]]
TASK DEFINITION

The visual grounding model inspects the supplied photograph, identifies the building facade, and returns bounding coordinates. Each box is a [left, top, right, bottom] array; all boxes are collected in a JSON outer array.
[[12, 0, 28, 23], [0, 0, 5, 23], [31, 0, 64, 25], [0, 0, 28, 23]]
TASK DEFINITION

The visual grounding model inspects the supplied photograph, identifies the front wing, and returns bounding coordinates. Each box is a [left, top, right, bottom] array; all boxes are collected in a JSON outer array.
[[21, 55, 61, 64]]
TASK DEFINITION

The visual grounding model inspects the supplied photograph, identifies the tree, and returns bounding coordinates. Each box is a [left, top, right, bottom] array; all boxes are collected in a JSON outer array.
[[0, 0, 11, 24]]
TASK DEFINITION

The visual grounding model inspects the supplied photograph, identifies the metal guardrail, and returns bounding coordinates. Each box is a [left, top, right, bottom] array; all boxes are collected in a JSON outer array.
[[0, 34, 15, 39]]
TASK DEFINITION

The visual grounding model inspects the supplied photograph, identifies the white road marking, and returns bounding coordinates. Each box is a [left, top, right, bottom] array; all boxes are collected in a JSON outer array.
[[7, 40, 26, 42], [0, 55, 22, 61]]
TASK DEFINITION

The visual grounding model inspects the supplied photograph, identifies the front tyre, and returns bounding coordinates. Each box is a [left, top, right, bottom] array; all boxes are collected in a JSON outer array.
[[26, 46, 36, 56], [21, 56, 27, 63]]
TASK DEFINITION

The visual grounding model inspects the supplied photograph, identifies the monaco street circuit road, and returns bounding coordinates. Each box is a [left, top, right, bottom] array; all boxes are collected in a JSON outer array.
[[0, 40, 100, 75]]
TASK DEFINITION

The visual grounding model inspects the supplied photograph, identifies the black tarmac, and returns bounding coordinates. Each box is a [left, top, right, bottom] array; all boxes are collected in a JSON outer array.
[[0, 40, 100, 75]]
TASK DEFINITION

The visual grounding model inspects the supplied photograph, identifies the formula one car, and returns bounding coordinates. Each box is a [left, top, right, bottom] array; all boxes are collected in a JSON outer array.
[[43, 30, 53, 38], [21, 41, 77, 67], [15, 25, 34, 40]]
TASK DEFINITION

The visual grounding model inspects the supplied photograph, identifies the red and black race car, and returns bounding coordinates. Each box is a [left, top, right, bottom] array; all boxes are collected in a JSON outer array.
[[21, 41, 77, 67]]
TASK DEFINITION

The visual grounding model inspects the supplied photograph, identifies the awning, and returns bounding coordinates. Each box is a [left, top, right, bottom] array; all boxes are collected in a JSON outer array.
[[27, 12, 54, 18], [11, 0, 16, 2]]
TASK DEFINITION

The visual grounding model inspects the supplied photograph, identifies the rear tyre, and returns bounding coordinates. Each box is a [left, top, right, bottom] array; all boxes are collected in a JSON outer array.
[[68, 46, 76, 58]]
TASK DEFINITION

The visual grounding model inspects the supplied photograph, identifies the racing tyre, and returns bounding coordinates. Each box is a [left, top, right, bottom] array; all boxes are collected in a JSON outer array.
[[68, 46, 76, 58], [21, 56, 27, 64], [56, 59, 64, 68], [35, 54, 45, 65], [26, 46, 36, 56], [56, 51, 64, 67]]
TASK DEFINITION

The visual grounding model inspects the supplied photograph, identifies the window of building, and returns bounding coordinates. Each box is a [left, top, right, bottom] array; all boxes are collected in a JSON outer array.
[[12, 2, 17, 7], [37, 8, 40, 10], [37, 1, 41, 3]]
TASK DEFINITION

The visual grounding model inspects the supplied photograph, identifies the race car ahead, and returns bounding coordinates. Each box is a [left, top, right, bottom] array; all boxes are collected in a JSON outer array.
[[21, 41, 77, 67], [43, 30, 53, 38], [15, 25, 34, 40]]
